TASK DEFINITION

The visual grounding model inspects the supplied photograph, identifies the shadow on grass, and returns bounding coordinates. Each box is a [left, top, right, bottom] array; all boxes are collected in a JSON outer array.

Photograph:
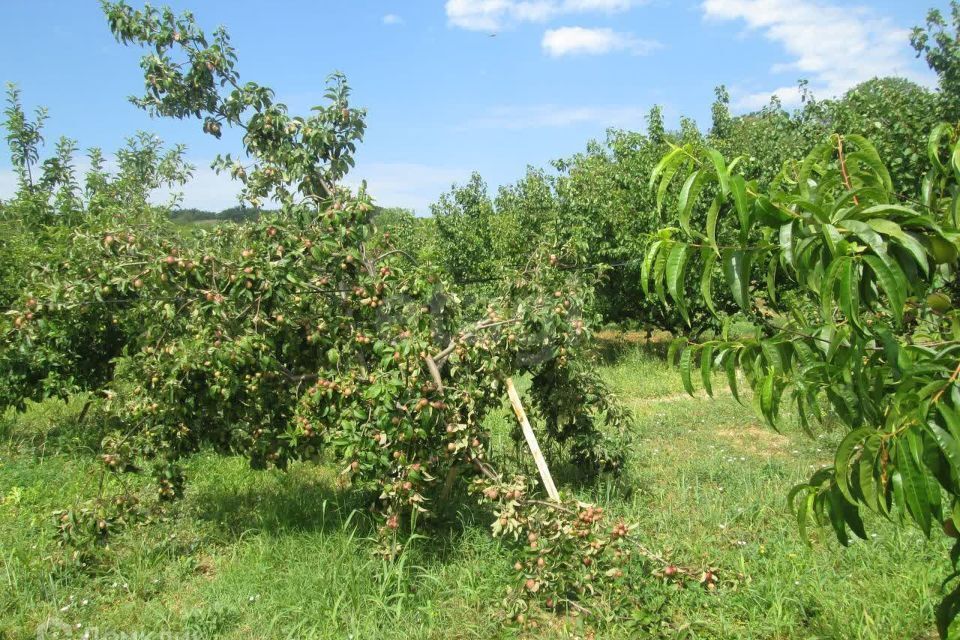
[[188, 460, 379, 540], [594, 334, 671, 365], [1, 395, 110, 457]]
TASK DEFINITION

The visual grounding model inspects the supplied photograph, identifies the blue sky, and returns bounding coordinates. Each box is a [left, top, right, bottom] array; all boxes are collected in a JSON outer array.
[[0, 0, 947, 214]]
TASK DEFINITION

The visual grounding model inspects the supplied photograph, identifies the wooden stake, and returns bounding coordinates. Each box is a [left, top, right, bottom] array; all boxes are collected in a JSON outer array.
[[506, 377, 560, 501]]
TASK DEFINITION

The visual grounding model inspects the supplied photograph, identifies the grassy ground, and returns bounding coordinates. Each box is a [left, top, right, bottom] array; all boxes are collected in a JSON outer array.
[[0, 342, 947, 639]]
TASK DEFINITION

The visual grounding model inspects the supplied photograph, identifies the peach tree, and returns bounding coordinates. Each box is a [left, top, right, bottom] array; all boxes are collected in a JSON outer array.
[[1, 1, 636, 621], [645, 127, 960, 636]]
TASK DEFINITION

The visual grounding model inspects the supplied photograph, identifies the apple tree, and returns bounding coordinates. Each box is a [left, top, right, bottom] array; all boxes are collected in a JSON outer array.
[[0, 2, 637, 623]]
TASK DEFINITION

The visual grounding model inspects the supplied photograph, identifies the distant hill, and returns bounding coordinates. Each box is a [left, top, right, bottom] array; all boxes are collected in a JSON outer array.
[[169, 205, 263, 224]]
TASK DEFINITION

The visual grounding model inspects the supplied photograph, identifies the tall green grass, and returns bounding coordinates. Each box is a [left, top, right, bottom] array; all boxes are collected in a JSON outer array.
[[0, 348, 945, 639]]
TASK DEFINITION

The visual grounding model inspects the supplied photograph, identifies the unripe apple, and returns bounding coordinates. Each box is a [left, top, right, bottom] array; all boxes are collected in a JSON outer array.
[[928, 292, 953, 314]]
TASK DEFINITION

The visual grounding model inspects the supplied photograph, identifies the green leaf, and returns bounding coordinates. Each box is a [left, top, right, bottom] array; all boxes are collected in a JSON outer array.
[[666, 243, 692, 325], [700, 343, 714, 397], [667, 337, 685, 367], [724, 350, 741, 403], [678, 170, 710, 238], [819, 256, 847, 322], [826, 485, 851, 546], [759, 370, 775, 423], [761, 340, 783, 375], [706, 194, 722, 253], [641, 240, 662, 296], [700, 249, 718, 316], [858, 435, 884, 513], [862, 254, 905, 326], [650, 145, 684, 191], [845, 134, 892, 192], [941, 403, 960, 441], [798, 490, 816, 545], [653, 243, 669, 306], [840, 493, 868, 541], [952, 145, 960, 185], [897, 436, 933, 537], [928, 122, 952, 171], [722, 249, 752, 311], [834, 428, 873, 503], [842, 219, 887, 257], [798, 140, 833, 200], [679, 346, 695, 396], [729, 174, 749, 229], [766, 254, 778, 304], [838, 259, 862, 331], [779, 222, 795, 270], [656, 156, 682, 215], [928, 421, 960, 482], [706, 148, 730, 196], [866, 219, 930, 276]]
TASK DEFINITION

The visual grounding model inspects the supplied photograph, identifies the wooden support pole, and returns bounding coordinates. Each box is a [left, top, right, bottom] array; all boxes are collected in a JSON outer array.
[[505, 377, 560, 502]]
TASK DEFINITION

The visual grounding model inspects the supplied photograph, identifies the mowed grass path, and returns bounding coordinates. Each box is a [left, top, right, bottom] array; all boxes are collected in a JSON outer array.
[[0, 345, 947, 639]]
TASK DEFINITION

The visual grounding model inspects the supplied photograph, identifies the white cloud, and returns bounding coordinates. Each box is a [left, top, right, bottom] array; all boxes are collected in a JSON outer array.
[[463, 103, 649, 129], [542, 26, 658, 57], [347, 162, 470, 214], [445, 0, 644, 31], [735, 85, 803, 110], [701, 0, 934, 110], [382, 14, 404, 25]]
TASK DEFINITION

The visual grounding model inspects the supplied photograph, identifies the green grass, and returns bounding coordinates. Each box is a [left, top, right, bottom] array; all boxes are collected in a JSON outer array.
[[0, 348, 947, 639]]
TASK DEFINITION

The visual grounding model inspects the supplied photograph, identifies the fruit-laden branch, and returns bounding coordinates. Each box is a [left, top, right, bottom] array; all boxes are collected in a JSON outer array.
[[425, 317, 522, 391]]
